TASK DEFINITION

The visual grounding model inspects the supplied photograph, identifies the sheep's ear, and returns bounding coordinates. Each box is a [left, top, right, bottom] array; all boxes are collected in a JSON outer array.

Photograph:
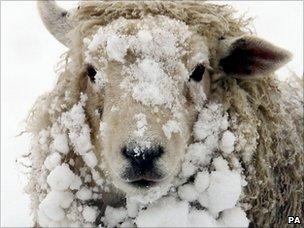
[[218, 35, 292, 78]]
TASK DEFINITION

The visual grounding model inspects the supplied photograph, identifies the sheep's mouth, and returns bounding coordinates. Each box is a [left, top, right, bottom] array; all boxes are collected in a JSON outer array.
[[129, 179, 157, 188]]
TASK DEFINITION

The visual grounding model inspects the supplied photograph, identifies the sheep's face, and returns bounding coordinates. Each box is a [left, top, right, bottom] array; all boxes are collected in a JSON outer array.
[[82, 14, 291, 195], [84, 16, 211, 194], [39, 1, 292, 196]]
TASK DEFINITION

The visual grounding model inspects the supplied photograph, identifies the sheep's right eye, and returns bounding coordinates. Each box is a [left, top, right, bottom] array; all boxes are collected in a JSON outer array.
[[86, 65, 97, 82], [189, 64, 205, 82]]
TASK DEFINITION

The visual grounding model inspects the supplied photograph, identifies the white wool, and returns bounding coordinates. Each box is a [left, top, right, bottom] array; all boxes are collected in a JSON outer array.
[[76, 187, 92, 201], [218, 207, 250, 227], [178, 184, 199, 202], [194, 171, 210, 193], [135, 197, 189, 227], [188, 209, 218, 227], [206, 171, 242, 214], [82, 151, 98, 168], [47, 164, 75, 191], [162, 120, 181, 139], [104, 206, 128, 227], [220, 131, 236, 154], [213, 156, 230, 171], [44, 152, 61, 170], [82, 206, 98, 223], [52, 133, 69, 154]]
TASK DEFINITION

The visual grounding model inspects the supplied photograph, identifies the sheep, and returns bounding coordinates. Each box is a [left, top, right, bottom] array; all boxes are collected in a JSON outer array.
[[25, 1, 303, 227]]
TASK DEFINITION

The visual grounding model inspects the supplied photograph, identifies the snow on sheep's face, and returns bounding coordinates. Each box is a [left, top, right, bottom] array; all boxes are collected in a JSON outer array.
[[83, 16, 211, 194]]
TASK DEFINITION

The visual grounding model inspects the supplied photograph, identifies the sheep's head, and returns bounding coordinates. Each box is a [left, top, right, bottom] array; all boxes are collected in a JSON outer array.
[[38, 1, 291, 195]]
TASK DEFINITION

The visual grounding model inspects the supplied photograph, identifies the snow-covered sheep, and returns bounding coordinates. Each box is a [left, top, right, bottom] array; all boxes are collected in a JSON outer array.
[[25, 1, 303, 227]]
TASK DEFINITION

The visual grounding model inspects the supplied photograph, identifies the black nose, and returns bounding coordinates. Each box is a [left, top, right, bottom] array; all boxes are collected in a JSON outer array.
[[122, 146, 164, 172]]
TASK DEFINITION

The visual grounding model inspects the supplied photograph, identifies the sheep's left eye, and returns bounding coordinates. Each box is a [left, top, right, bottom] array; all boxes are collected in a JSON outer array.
[[86, 65, 97, 82], [189, 64, 205, 82]]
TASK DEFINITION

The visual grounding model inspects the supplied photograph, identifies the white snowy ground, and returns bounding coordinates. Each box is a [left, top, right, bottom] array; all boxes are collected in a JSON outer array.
[[1, 1, 303, 227]]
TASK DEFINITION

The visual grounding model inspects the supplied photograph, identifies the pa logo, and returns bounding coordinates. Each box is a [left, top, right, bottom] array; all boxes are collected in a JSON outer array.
[[288, 216, 301, 224]]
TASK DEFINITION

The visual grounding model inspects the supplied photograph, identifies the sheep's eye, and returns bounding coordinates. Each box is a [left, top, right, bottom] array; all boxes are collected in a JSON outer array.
[[86, 65, 97, 82], [190, 64, 205, 82]]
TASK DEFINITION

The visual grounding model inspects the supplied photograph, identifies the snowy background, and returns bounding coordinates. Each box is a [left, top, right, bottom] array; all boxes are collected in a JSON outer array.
[[1, 1, 303, 227]]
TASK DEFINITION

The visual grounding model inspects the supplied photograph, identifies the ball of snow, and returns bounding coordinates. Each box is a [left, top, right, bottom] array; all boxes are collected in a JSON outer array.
[[82, 151, 97, 168], [178, 184, 199, 202], [44, 153, 61, 170], [194, 104, 229, 140], [194, 171, 210, 193], [137, 30, 153, 43], [60, 191, 74, 209], [47, 164, 75, 191], [38, 209, 51, 227], [48, 220, 62, 227], [206, 171, 241, 214], [180, 162, 197, 178], [126, 198, 139, 218], [40, 190, 73, 212], [70, 175, 82, 190], [187, 209, 218, 227], [162, 120, 181, 140], [104, 206, 128, 227], [213, 156, 229, 171], [82, 206, 98, 223], [198, 192, 209, 208], [52, 134, 69, 154], [218, 207, 250, 227], [136, 197, 189, 227], [121, 220, 136, 228], [220, 131, 236, 154], [73, 132, 92, 155], [106, 34, 128, 62], [186, 143, 212, 167], [39, 192, 66, 222], [76, 187, 92, 201]]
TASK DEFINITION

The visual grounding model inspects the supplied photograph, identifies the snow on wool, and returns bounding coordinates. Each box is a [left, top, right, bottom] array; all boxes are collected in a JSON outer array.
[[35, 96, 247, 227], [29, 1, 302, 227]]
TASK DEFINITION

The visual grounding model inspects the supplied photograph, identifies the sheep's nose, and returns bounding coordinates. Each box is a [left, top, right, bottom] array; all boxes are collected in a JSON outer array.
[[122, 146, 164, 171]]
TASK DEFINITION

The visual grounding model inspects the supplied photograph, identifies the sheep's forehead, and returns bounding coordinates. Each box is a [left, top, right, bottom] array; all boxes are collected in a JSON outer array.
[[83, 15, 209, 108], [84, 15, 209, 71]]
